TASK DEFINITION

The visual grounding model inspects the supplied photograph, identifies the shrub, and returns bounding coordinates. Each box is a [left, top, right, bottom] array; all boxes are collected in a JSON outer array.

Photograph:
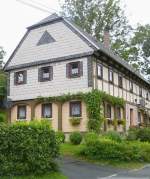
[[137, 128, 150, 142], [56, 131, 65, 144], [70, 132, 82, 145], [0, 112, 6, 123], [104, 131, 123, 143], [80, 138, 150, 162], [126, 127, 139, 141], [84, 132, 99, 144], [0, 121, 59, 176]]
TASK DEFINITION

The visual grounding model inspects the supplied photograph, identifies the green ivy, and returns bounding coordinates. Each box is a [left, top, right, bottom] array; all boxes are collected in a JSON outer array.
[[36, 90, 125, 133]]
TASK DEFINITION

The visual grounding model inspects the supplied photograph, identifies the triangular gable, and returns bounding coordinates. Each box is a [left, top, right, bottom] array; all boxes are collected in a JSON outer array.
[[37, 31, 55, 46]]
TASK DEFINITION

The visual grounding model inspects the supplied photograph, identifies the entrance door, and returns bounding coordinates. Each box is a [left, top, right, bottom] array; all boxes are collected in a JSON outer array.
[[130, 109, 133, 126]]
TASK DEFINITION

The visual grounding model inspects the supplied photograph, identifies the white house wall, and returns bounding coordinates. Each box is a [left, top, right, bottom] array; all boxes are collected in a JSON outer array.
[[8, 21, 93, 67], [9, 58, 91, 101]]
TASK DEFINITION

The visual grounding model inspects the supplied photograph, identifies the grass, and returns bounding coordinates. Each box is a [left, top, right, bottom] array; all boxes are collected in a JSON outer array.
[[60, 143, 147, 169], [1, 172, 68, 179]]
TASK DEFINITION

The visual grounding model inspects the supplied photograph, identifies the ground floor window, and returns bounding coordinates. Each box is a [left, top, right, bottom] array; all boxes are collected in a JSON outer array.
[[116, 107, 121, 120], [70, 101, 81, 117], [42, 103, 52, 118], [106, 104, 111, 119], [138, 111, 142, 124], [17, 105, 26, 120]]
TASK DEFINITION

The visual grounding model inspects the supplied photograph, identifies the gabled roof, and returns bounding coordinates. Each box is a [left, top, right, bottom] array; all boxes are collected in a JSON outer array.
[[4, 13, 150, 86]]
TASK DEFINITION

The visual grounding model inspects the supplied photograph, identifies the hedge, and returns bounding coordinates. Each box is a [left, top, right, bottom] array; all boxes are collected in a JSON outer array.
[[0, 121, 59, 176], [80, 138, 150, 162]]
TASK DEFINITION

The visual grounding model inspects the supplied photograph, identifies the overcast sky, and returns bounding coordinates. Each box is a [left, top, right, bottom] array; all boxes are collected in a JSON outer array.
[[0, 0, 150, 62]]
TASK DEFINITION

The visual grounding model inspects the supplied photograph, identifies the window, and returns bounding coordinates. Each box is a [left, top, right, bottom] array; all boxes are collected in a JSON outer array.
[[129, 81, 133, 92], [39, 66, 53, 82], [17, 105, 26, 120], [108, 69, 113, 83], [66, 61, 83, 78], [106, 104, 111, 118], [42, 103, 52, 118], [14, 71, 27, 85], [138, 112, 141, 124], [70, 101, 81, 117], [139, 87, 142, 97], [118, 75, 123, 88], [37, 31, 55, 46], [97, 64, 103, 79], [116, 107, 121, 120], [146, 92, 149, 100]]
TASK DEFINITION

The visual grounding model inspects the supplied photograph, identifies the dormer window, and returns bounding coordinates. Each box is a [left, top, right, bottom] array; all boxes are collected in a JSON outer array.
[[66, 61, 83, 78], [97, 64, 103, 79], [39, 66, 53, 82], [129, 81, 133, 92], [108, 69, 113, 83], [14, 71, 27, 85]]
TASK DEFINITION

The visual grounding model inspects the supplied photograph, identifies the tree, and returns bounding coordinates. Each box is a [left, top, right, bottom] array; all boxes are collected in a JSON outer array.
[[129, 24, 150, 80], [60, 0, 132, 60]]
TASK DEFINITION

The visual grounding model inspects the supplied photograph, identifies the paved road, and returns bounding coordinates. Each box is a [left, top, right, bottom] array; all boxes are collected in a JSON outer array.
[[59, 157, 150, 179]]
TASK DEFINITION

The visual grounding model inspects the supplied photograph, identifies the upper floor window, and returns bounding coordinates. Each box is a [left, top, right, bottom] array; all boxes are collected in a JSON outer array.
[[146, 92, 149, 100], [39, 66, 53, 82], [129, 81, 133, 92], [97, 64, 103, 79], [106, 104, 111, 118], [139, 87, 142, 97], [70, 101, 81, 117], [42, 103, 52, 118], [66, 61, 83, 78], [14, 71, 27, 85], [108, 69, 113, 83], [17, 105, 26, 120], [118, 75, 123, 88]]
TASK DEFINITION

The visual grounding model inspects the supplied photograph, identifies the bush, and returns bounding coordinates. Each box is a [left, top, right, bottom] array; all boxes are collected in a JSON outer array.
[[104, 131, 123, 143], [84, 132, 99, 144], [80, 138, 150, 162], [70, 132, 82, 145], [0, 121, 59, 176], [56, 131, 65, 144], [0, 112, 6, 123], [126, 127, 139, 141], [137, 128, 150, 142]]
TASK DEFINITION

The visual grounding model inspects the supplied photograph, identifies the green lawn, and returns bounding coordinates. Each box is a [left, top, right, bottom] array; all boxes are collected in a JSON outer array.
[[60, 143, 147, 169], [2, 172, 68, 179]]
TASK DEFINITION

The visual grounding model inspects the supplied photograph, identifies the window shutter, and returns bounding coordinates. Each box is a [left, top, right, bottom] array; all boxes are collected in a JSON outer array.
[[66, 63, 70, 78], [24, 71, 27, 84], [14, 72, 17, 85], [50, 66, 53, 81], [38, 68, 42, 82], [79, 61, 83, 76]]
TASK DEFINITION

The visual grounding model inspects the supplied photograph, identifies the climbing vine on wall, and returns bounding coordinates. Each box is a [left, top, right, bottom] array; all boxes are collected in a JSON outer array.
[[36, 90, 125, 133]]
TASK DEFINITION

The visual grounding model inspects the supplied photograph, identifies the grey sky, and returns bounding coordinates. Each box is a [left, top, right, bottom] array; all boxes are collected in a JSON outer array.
[[0, 0, 150, 62]]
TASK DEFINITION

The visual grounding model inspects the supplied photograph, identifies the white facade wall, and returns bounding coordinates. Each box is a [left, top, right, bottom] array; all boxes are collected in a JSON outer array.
[[8, 21, 93, 67], [9, 58, 91, 101]]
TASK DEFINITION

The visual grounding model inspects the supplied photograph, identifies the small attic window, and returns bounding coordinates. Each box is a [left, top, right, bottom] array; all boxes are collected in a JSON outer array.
[[37, 31, 55, 46]]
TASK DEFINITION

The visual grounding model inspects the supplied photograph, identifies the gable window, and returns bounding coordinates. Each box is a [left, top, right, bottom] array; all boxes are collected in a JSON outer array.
[[129, 81, 133, 92], [37, 31, 55, 46], [17, 105, 26, 120], [106, 104, 111, 118], [118, 75, 123, 88], [146, 92, 149, 100], [139, 87, 142, 97], [66, 61, 83, 78], [116, 107, 121, 120], [39, 66, 53, 82], [14, 71, 27, 85], [42, 103, 52, 118], [70, 101, 81, 117], [97, 64, 103, 79], [108, 69, 113, 83]]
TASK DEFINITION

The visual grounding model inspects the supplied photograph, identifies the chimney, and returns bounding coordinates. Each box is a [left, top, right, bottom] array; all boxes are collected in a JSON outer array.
[[104, 25, 110, 48]]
